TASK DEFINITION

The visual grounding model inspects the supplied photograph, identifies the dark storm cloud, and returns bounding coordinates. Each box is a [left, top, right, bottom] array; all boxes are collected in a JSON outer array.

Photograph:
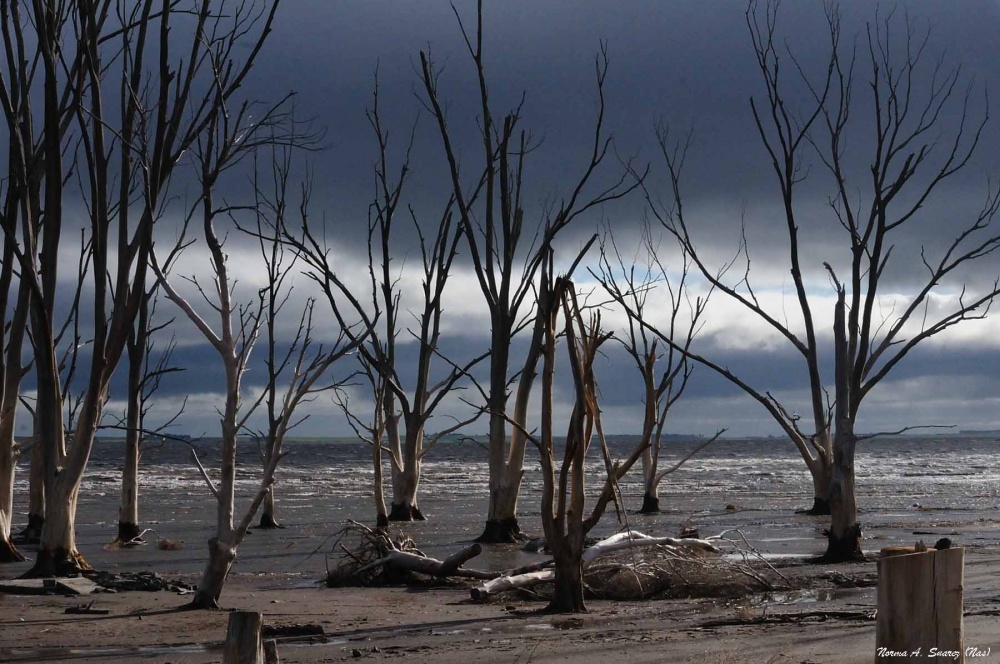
[[47, 1, 1000, 437]]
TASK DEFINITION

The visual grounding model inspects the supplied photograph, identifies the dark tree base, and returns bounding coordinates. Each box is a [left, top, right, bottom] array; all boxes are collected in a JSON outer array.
[[188, 594, 222, 610], [638, 493, 661, 514], [546, 562, 587, 613], [255, 512, 283, 529], [22, 547, 92, 578], [475, 517, 526, 544], [15, 514, 44, 544], [388, 503, 426, 521], [797, 497, 831, 516], [376, 513, 389, 529], [116, 521, 143, 543], [812, 523, 864, 563], [0, 536, 25, 563]]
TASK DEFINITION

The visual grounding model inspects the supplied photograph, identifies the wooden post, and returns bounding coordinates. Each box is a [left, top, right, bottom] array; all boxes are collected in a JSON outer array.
[[263, 639, 281, 664], [876, 547, 964, 663], [223, 610, 264, 664]]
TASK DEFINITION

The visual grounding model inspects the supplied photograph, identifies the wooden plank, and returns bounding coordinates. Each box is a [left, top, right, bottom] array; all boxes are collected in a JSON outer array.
[[54, 577, 99, 595], [876, 547, 964, 663], [933, 547, 964, 658], [0, 577, 98, 596]]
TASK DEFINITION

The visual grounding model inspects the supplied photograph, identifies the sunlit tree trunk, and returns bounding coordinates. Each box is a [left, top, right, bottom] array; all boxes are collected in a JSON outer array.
[[0, 415, 22, 562]]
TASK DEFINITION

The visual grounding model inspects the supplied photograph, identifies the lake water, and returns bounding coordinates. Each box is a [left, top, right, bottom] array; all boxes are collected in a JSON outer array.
[[10, 435, 1000, 579]]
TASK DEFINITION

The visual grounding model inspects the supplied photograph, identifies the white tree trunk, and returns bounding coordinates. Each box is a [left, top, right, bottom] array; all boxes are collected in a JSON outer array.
[[194, 535, 238, 610], [0, 414, 22, 561], [34, 482, 88, 574], [389, 428, 424, 521], [257, 489, 279, 529], [22, 438, 45, 542], [117, 430, 141, 542], [373, 437, 388, 528]]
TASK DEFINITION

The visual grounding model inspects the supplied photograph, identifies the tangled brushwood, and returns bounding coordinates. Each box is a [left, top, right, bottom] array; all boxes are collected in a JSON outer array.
[[325, 521, 425, 587], [585, 531, 790, 600], [322, 521, 790, 602]]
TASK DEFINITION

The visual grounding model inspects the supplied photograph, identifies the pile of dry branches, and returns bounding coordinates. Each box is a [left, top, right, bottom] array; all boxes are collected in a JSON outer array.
[[322, 521, 788, 603], [325, 521, 426, 586], [585, 530, 790, 600]]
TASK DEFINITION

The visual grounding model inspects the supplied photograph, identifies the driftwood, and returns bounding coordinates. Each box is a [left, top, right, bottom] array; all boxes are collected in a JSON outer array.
[[471, 530, 721, 601], [358, 544, 498, 581], [326, 522, 500, 585], [471, 571, 556, 601]]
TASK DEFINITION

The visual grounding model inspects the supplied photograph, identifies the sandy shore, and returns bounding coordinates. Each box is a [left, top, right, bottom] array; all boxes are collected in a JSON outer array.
[[1, 547, 998, 663]]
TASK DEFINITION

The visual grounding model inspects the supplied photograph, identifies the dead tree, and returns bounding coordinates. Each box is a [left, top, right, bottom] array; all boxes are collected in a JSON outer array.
[[116, 294, 182, 543], [513, 267, 611, 613], [621, 3, 1000, 560], [334, 358, 390, 527], [0, 0, 286, 576], [589, 229, 712, 519], [156, 134, 365, 608], [0, 0, 72, 560], [293, 88, 485, 522], [418, 1, 639, 542], [0, 195, 30, 562]]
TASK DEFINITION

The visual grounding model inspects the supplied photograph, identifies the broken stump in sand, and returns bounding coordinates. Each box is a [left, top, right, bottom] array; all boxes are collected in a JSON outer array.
[[224, 610, 265, 664], [876, 546, 964, 663]]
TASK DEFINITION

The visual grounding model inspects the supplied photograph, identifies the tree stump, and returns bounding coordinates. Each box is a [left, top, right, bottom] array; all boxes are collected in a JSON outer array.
[[876, 546, 964, 663], [223, 610, 264, 664]]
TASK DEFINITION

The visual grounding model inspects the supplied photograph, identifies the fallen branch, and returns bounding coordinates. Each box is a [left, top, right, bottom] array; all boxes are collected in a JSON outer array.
[[356, 545, 498, 581], [471, 571, 556, 602]]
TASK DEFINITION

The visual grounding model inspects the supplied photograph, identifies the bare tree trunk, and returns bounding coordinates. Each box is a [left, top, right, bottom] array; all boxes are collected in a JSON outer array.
[[480, 341, 524, 543], [639, 446, 660, 514], [257, 489, 279, 529], [192, 536, 238, 610], [32, 483, 89, 575], [21, 440, 45, 543], [549, 558, 586, 613], [478, 302, 545, 543], [388, 428, 424, 521], [824, 428, 861, 561], [806, 455, 833, 516], [373, 437, 388, 529], [117, 431, 141, 542], [0, 415, 22, 562], [24, 436, 44, 531], [823, 284, 862, 562], [117, 347, 143, 542]]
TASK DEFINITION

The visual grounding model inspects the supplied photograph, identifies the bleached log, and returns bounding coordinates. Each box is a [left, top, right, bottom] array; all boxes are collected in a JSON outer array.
[[582, 530, 719, 564], [471, 570, 556, 601]]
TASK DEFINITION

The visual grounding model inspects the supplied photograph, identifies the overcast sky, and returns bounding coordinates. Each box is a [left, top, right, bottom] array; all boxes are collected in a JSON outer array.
[[27, 0, 1000, 440]]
